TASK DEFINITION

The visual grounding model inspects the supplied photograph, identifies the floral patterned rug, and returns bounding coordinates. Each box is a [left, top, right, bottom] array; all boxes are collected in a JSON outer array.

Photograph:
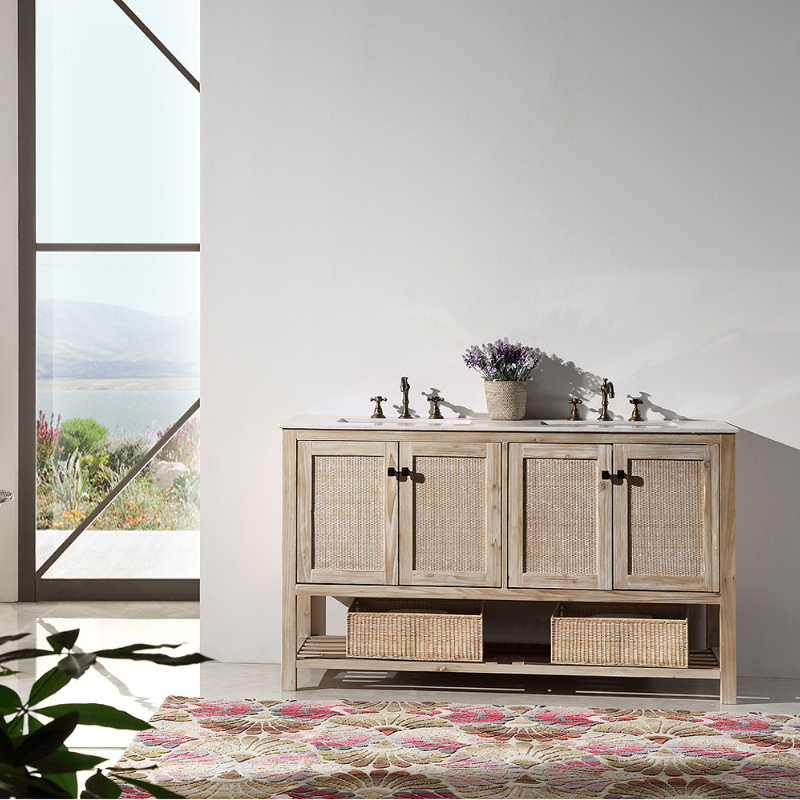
[[112, 697, 800, 798]]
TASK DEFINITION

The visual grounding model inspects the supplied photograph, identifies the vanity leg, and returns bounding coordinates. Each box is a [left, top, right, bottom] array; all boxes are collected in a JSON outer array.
[[720, 598, 737, 704], [281, 593, 299, 692], [282, 428, 299, 693], [719, 434, 736, 705]]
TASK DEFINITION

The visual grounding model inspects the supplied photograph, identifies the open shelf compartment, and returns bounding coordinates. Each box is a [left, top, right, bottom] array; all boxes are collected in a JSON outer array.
[[296, 635, 721, 679]]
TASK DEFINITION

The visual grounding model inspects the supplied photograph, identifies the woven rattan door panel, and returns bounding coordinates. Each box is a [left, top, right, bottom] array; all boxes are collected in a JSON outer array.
[[297, 441, 399, 584], [508, 444, 613, 589], [613, 444, 719, 591], [399, 442, 502, 587]]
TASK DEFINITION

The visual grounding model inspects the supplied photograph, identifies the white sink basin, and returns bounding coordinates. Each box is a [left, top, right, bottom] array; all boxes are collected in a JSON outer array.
[[540, 420, 680, 429], [336, 417, 473, 425]]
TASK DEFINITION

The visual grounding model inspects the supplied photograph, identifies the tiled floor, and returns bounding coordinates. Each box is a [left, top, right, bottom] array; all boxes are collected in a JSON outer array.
[[3, 601, 800, 778]]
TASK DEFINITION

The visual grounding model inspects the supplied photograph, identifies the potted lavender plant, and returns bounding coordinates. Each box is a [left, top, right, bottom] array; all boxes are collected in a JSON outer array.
[[462, 339, 542, 420]]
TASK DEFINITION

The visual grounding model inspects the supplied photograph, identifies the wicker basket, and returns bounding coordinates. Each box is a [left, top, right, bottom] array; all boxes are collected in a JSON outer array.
[[484, 380, 527, 420], [346, 599, 483, 662], [551, 603, 688, 668]]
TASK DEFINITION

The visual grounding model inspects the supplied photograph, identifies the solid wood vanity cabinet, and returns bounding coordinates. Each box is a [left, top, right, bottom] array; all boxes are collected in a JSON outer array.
[[296, 440, 502, 588], [282, 418, 737, 703]]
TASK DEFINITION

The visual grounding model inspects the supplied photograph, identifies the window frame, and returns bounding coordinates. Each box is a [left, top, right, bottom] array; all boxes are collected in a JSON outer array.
[[18, 0, 200, 601]]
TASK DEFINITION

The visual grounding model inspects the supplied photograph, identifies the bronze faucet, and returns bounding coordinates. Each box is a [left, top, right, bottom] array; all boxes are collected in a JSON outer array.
[[629, 397, 643, 422], [399, 377, 412, 419], [568, 397, 583, 421], [598, 378, 615, 421], [370, 396, 386, 419], [426, 393, 444, 419]]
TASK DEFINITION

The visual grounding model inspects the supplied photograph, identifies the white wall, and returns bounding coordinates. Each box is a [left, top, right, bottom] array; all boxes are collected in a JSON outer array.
[[201, 0, 800, 677], [0, 0, 18, 602]]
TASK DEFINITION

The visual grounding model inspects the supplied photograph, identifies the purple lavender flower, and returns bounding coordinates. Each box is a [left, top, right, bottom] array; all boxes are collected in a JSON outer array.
[[462, 338, 542, 381]]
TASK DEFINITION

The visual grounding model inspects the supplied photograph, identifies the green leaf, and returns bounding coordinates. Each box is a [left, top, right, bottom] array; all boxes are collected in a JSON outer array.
[[45, 769, 78, 796], [15, 773, 73, 798], [107, 764, 156, 772], [58, 652, 97, 678], [46, 629, 80, 655], [0, 728, 13, 764], [32, 748, 106, 774], [96, 652, 210, 667], [0, 647, 56, 664], [94, 642, 184, 656], [114, 775, 184, 799], [28, 666, 72, 707], [0, 683, 23, 714], [14, 712, 79, 765], [0, 633, 30, 647], [0, 767, 32, 797], [37, 703, 152, 731], [82, 769, 122, 799], [0, 763, 74, 797], [6, 714, 24, 738]]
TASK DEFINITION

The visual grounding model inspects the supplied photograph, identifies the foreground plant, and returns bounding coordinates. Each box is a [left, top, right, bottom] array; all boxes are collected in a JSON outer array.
[[0, 629, 211, 798]]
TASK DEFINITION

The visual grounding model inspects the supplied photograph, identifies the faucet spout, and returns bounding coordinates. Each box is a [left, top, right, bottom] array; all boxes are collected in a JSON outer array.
[[399, 377, 412, 419], [598, 378, 615, 421]]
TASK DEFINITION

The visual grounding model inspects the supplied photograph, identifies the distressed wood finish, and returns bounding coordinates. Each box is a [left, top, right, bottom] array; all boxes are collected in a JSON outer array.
[[294, 430, 726, 446], [295, 583, 723, 603], [281, 428, 298, 691], [719, 434, 737, 704], [508, 444, 613, 589], [297, 441, 399, 585], [282, 422, 735, 702], [613, 444, 719, 592], [296, 636, 721, 680], [399, 442, 502, 587]]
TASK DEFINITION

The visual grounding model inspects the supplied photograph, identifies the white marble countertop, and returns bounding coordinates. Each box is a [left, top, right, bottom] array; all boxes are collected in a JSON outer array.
[[281, 416, 738, 434]]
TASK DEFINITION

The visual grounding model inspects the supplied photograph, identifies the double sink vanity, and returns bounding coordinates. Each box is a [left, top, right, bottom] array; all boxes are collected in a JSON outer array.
[[281, 415, 736, 703]]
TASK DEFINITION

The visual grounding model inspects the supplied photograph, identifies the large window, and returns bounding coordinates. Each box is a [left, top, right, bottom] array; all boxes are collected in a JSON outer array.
[[22, 0, 200, 599]]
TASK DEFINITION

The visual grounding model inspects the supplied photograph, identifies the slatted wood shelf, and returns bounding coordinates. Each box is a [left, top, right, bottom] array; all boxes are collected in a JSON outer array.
[[296, 636, 721, 679], [294, 584, 722, 605]]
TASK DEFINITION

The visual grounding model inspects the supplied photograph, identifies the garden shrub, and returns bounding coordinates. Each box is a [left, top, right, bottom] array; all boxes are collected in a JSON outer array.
[[157, 416, 200, 468], [36, 411, 61, 485], [36, 416, 202, 533], [173, 468, 200, 506], [59, 416, 108, 457], [81, 451, 114, 492], [106, 431, 152, 474], [53, 450, 88, 510]]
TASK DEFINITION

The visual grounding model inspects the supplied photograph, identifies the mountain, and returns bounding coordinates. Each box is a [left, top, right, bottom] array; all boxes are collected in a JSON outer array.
[[37, 300, 200, 381]]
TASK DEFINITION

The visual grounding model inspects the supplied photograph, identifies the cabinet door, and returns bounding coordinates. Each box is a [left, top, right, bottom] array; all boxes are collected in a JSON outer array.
[[297, 441, 398, 584], [399, 442, 502, 587], [508, 444, 613, 589], [613, 444, 719, 591]]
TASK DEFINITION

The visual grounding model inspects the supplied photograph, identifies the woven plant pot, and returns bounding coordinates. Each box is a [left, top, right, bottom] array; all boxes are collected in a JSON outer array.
[[484, 380, 527, 420]]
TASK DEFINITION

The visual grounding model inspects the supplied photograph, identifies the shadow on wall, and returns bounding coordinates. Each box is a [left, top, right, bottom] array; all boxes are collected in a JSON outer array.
[[528, 354, 685, 420], [526, 359, 798, 678], [527, 354, 602, 419], [735, 429, 800, 679]]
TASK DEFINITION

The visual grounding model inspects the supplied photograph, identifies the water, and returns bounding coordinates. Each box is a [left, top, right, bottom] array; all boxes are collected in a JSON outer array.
[[37, 390, 200, 435]]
